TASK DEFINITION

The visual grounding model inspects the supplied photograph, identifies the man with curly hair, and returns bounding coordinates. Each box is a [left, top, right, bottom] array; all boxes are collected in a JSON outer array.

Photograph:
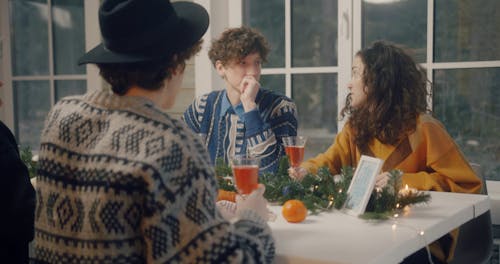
[[184, 26, 298, 174]]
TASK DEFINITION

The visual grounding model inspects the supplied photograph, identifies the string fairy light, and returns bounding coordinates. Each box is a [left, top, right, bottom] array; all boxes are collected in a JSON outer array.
[[389, 217, 434, 264]]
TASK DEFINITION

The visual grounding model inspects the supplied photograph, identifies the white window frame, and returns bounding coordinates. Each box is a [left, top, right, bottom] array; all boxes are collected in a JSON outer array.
[[202, 0, 500, 132], [197, 0, 354, 132], [0, 0, 101, 132], [357, 0, 500, 109], [194, 0, 227, 97]]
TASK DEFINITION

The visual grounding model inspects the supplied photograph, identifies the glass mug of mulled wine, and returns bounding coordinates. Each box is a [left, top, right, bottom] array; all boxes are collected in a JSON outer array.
[[231, 156, 259, 198], [282, 136, 307, 168]]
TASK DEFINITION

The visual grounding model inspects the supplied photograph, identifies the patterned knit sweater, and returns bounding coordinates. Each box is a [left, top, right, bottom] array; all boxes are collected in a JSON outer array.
[[183, 89, 297, 173], [33, 89, 275, 263]]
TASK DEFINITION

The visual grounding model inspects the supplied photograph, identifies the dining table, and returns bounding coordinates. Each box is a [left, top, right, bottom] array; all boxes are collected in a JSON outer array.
[[268, 191, 490, 264]]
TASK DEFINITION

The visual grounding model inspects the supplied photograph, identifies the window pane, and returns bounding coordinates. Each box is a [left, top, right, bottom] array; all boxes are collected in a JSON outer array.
[[13, 81, 51, 150], [433, 68, 500, 181], [292, 73, 337, 159], [55, 80, 86, 101], [362, 0, 427, 63], [10, 0, 49, 76], [291, 0, 337, 67], [243, 0, 285, 68], [434, 0, 500, 62], [261, 74, 285, 96], [52, 0, 86, 74]]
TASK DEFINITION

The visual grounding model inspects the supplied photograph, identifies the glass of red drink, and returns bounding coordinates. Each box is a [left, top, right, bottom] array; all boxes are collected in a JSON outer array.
[[231, 156, 259, 197], [282, 136, 307, 168]]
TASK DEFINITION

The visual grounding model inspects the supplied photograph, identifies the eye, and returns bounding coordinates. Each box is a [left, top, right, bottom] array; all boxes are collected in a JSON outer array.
[[352, 70, 362, 78]]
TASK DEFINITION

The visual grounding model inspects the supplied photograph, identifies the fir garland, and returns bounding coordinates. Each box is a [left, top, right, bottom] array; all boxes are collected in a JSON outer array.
[[216, 156, 431, 219], [20, 146, 37, 179]]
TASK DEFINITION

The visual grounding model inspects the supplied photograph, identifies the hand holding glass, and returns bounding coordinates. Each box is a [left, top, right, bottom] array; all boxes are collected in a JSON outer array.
[[283, 136, 307, 168], [231, 156, 276, 221]]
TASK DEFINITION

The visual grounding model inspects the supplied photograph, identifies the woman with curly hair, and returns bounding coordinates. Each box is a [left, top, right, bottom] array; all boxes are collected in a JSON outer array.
[[289, 41, 481, 263]]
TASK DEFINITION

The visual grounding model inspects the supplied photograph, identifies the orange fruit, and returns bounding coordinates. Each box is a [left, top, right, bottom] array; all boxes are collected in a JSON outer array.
[[217, 189, 237, 202], [282, 199, 307, 223]]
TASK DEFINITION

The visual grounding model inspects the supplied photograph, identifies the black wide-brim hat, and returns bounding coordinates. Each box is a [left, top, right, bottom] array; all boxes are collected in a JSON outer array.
[[78, 0, 209, 65]]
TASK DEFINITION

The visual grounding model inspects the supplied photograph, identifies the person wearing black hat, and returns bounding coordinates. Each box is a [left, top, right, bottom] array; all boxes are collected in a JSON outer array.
[[32, 1, 275, 263], [0, 80, 36, 264]]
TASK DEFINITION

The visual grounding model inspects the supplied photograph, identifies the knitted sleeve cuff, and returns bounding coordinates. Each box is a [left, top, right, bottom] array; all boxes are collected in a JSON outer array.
[[232, 208, 268, 226]]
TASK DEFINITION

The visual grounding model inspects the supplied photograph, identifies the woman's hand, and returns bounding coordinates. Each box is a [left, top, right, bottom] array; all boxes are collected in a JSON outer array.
[[288, 166, 308, 181], [235, 184, 269, 221], [375, 171, 390, 189]]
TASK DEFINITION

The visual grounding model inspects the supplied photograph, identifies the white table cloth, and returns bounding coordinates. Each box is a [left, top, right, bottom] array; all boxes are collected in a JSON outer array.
[[269, 191, 490, 264]]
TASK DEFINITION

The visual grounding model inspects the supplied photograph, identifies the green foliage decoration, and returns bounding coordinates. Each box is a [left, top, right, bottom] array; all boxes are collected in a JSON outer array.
[[215, 158, 236, 192], [20, 146, 37, 179], [216, 156, 431, 219]]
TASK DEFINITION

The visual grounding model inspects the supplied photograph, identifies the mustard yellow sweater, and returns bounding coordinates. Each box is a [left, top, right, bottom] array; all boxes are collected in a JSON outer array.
[[302, 114, 481, 262]]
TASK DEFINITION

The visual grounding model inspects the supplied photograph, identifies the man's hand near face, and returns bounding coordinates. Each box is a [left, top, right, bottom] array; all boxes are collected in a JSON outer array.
[[239, 75, 260, 112]]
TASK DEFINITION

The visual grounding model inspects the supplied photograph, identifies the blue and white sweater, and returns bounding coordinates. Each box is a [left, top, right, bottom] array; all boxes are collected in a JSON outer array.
[[183, 89, 298, 174], [33, 89, 275, 263]]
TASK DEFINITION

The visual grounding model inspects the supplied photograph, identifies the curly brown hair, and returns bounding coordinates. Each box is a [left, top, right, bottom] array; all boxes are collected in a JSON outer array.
[[208, 26, 270, 66], [340, 41, 430, 149], [98, 40, 203, 95]]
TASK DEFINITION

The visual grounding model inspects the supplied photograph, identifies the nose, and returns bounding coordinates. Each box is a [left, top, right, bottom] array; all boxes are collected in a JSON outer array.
[[246, 69, 256, 78], [247, 65, 260, 78]]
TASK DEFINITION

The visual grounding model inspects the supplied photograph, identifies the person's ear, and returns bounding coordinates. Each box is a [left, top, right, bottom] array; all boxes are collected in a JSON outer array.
[[167, 64, 185, 79], [215, 60, 225, 79]]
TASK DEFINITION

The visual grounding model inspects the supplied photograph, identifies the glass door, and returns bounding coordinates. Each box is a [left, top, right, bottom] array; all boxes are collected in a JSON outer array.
[[242, 0, 347, 159]]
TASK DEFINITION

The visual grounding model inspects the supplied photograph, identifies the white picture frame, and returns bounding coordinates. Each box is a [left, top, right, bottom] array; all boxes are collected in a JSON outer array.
[[343, 155, 384, 216]]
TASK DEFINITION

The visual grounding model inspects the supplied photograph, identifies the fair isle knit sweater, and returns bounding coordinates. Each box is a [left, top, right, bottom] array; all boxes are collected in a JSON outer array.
[[33, 89, 275, 263], [183, 89, 298, 173]]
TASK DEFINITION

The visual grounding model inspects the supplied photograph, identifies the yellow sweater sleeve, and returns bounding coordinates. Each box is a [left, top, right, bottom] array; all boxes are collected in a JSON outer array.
[[301, 125, 358, 175], [302, 115, 481, 194], [401, 117, 481, 194]]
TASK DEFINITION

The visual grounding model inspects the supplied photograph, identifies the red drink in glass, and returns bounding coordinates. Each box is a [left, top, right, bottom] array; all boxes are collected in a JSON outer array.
[[233, 165, 259, 195], [285, 145, 305, 168], [283, 136, 306, 168]]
